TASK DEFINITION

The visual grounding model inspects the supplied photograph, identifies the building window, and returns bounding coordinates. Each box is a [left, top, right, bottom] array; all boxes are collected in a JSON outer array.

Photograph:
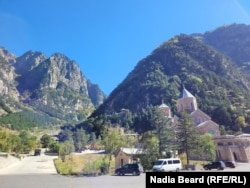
[[209, 130, 215, 135]]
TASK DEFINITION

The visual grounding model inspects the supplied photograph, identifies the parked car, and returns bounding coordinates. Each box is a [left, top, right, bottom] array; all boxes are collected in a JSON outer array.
[[152, 158, 182, 172], [203, 161, 224, 170], [224, 161, 236, 168], [34, 149, 41, 156], [115, 163, 144, 176]]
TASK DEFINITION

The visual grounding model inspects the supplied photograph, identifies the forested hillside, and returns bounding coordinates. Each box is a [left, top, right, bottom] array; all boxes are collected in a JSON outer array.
[[85, 26, 250, 136]]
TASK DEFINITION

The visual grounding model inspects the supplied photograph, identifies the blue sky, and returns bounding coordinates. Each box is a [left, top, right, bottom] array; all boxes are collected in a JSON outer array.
[[1, 0, 250, 95]]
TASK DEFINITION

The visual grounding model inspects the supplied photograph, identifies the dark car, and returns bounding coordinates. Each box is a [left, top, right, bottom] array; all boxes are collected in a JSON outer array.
[[115, 163, 144, 176], [203, 161, 224, 170], [34, 149, 41, 156], [224, 161, 236, 168]]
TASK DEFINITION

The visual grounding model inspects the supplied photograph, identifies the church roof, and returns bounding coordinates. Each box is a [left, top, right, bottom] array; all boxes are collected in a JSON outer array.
[[196, 120, 210, 127], [119, 147, 144, 155], [190, 109, 211, 120], [159, 103, 169, 108], [196, 119, 219, 128], [178, 87, 195, 99]]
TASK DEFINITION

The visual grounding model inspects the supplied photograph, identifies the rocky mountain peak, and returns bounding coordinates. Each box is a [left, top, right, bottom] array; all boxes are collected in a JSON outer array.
[[14, 51, 47, 74], [0, 47, 106, 126], [42, 53, 88, 92], [0, 46, 16, 64]]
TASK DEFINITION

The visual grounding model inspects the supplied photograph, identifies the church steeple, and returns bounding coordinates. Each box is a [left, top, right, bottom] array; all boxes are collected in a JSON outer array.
[[176, 86, 197, 113], [159, 100, 172, 118], [179, 85, 195, 99]]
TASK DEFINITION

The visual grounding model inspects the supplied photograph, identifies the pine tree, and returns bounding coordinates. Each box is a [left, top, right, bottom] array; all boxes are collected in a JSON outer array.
[[150, 106, 175, 158], [175, 111, 200, 165]]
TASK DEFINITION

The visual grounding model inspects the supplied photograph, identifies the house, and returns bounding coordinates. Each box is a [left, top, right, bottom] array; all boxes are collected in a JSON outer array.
[[115, 147, 144, 169], [213, 134, 250, 162]]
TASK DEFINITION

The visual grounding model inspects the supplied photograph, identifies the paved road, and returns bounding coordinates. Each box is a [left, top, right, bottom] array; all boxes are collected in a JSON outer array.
[[0, 153, 146, 188], [223, 163, 250, 172], [0, 153, 249, 188], [193, 162, 250, 172], [0, 174, 146, 188], [0, 154, 58, 175]]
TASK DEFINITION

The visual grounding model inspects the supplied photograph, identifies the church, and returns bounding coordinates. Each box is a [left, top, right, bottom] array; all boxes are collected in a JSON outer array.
[[158, 87, 250, 162], [159, 86, 221, 137]]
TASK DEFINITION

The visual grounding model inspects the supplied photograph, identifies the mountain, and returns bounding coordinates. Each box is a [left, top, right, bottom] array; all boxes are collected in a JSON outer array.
[[2, 23, 250, 134], [88, 23, 250, 135], [193, 23, 250, 74], [0, 48, 106, 129], [0, 56, 20, 113]]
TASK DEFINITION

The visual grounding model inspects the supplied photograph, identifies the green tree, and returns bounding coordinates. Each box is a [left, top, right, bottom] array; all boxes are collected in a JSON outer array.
[[0, 128, 20, 153], [198, 133, 216, 162], [89, 132, 97, 148], [150, 106, 175, 158], [58, 129, 74, 142], [40, 134, 54, 148], [49, 142, 60, 153], [232, 115, 246, 132], [17, 131, 37, 154], [74, 128, 89, 151], [58, 140, 75, 162], [139, 131, 159, 171], [0, 129, 9, 152], [101, 126, 124, 172], [175, 112, 200, 165]]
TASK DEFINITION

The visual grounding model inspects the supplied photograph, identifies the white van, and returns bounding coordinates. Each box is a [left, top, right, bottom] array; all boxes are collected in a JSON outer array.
[[152, 158, 182, 172]]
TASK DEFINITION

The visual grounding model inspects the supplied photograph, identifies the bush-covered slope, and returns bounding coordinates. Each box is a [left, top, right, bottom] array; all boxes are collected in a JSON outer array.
[[90, 34, 250, 134]]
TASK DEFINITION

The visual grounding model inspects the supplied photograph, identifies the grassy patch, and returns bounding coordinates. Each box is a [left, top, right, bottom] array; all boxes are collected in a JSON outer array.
[[54, 153, 115, 176]]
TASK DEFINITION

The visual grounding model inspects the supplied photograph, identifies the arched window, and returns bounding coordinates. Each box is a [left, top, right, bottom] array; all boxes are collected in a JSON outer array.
[[209, 129, 215, 135]]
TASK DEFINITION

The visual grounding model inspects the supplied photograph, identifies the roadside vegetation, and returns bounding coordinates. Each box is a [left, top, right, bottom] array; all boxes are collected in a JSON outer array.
[[0, 126, 60, 157], [54, 153, 114, 175]]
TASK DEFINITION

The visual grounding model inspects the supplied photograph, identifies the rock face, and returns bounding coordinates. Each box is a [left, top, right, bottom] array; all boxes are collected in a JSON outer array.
[[0, 47, 106, 125], [0, 57, 19, 99], [0, 47, 16, 64], [0, 48, 18, 99]]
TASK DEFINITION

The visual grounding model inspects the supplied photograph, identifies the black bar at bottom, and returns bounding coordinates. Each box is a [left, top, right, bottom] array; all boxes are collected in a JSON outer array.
[[146, 172, 250, 188]]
